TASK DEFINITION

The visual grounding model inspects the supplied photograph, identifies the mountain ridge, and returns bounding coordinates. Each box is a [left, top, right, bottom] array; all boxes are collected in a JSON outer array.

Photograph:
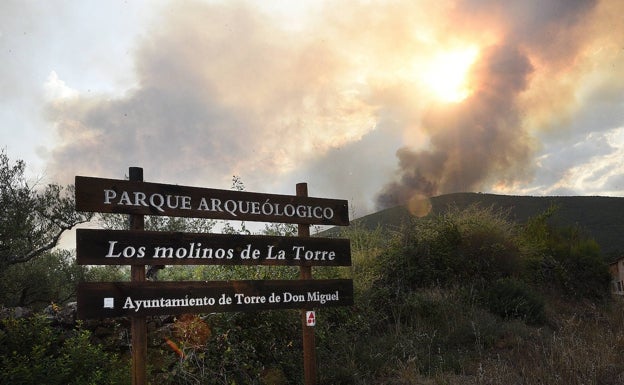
[[333, 192, 624, 257]]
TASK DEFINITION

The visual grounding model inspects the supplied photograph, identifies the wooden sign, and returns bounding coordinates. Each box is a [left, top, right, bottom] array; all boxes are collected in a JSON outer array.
[[77, 279, 353, 319], [75, 170, 352, 385], [75, 176, 349, 226], [76, 229, 351, 266]]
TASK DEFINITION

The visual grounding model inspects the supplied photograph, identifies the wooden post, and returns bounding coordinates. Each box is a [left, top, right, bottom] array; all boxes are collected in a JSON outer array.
[[297, 183, 317, 385], [129, 167, 147, 385]]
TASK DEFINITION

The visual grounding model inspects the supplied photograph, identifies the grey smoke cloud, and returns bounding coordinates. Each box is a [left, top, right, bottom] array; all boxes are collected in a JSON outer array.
[[375, 0, 615, 208], [40, 0, 624, 215], [47, 2, 375, 190], [376, 44, 535, 207]]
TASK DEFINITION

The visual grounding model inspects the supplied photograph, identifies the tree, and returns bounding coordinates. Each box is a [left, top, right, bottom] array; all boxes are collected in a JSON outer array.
[[0, 249, 87, 308], [0, 150, 92, 267], [520, 206, 611, 299]]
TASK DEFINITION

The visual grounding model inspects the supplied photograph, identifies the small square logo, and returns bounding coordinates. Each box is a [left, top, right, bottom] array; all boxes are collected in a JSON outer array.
[[103, 297, 115, 309]]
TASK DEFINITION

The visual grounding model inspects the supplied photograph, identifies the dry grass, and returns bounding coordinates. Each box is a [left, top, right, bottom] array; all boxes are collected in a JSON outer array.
[[380, 297, 624, 385], [503, 299, 624, 385]]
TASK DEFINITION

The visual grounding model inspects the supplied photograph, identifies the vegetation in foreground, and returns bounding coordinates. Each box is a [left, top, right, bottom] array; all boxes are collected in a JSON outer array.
[[0, 152, 620, 384], [2, 203, 619, 384]]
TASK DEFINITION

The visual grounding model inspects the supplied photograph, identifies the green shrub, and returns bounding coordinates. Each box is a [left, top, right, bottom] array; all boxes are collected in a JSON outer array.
[[520, 210, 611, 300], [155, 310, 302, 385], [484, 278, 545, 324], [0, 315, 129, 385], [375, 204, 520, 294], [558, 249, 611, 300]]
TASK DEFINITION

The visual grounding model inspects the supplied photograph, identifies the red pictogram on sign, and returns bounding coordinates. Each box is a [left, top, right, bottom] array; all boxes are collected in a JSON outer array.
[[306, 311, 316, 327]]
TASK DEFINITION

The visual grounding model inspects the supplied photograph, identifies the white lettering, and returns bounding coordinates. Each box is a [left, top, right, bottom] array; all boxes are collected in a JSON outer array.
[[292, 246, 336, 261], [241, 244, 260, 259], [149, 194, 165, 212], [166, 195, 180, 209], [283, 292, 305, 303], [211, 198, 222, 212], [266, 245, 276, 259], [104, 190, 117, 204], [234, 293, 266, 305], [122, 246, 135, 258], [175, 247, 187, 259], [119, 191, 132, 205], [133, 192, 148, 207], [224, 200, 237, 216], [105, 241, 121, 258], [284, 204, 295, 217], [123, 297, 134, 309], [153, 247, 174, 258], [198, 197, 209, 210], [100, 188, 340, 221]]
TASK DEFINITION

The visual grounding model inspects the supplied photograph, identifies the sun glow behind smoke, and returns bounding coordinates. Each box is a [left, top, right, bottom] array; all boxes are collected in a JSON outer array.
[[33, 0, 624, 213], [421, 46, 479, 103]]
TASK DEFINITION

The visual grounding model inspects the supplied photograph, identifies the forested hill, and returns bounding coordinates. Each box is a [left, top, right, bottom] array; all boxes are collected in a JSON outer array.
[[337, 193, 624, 258]]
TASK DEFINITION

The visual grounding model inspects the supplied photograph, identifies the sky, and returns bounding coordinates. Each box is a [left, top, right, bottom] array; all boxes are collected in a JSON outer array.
[[2, 0, 624, 219]]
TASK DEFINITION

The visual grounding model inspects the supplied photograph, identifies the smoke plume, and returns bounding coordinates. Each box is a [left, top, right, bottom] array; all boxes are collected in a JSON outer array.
[[38, 0, 624, 214], [376, 45, 535, 207], [376, 0, 602, 208]]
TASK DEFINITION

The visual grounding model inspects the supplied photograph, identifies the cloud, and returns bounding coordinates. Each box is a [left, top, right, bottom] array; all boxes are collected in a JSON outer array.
[[42, 0, 624, 215], [44, 71, 79, 100], [46, 1, 376, 188], [376, 0, 624, 207], [376, 43, 536, 207]]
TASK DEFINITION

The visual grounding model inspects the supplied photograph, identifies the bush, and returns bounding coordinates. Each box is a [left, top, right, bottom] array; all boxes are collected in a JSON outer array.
[[375, 204, 520, 294], [155, 310, 302, 385], [484, 278, 545, 324], [558, 250, 612, 300], [520, 212, 611, 300], [0, 315, 129, 385]]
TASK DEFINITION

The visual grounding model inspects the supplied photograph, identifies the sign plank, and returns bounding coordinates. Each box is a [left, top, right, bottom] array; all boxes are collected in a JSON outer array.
[[76, 229, 351, 266], [75, 176, 349, 226], [77, 279, 353, 319]]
